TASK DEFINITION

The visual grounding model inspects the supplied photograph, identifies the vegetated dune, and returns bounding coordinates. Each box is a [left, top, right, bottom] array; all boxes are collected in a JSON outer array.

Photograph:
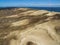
[[0, 8, 60, 45]]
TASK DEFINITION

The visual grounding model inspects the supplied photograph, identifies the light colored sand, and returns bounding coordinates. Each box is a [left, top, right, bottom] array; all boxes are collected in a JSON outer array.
[[11, 19, 29, 27], [0, 8, 60, 45]]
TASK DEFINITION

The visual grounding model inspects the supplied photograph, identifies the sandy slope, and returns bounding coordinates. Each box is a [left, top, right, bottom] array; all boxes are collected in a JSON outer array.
[[0, 8, 60, 45]]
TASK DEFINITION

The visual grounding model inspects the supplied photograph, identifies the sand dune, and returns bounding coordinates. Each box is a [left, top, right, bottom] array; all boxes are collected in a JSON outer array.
[[0, 8, 60, 45]]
